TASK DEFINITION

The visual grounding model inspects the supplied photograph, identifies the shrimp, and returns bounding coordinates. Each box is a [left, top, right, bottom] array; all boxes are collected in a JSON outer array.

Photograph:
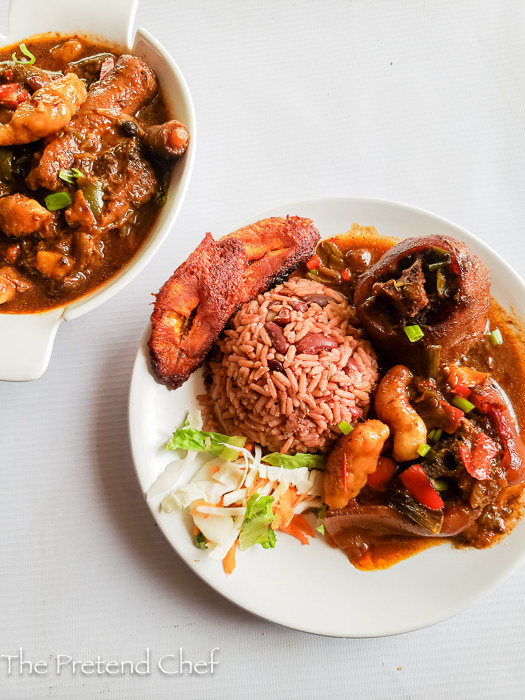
[[324, 420, 390, 509], [0, 72, 87, 145], [374, 365, 427, 462]]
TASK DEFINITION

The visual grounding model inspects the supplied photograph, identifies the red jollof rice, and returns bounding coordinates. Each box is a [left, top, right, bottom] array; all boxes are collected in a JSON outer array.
[[199, 277, 379, 453]]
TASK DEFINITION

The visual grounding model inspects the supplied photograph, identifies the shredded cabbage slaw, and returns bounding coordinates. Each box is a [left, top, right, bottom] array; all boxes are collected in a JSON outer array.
[[146, 411, 324, 573]]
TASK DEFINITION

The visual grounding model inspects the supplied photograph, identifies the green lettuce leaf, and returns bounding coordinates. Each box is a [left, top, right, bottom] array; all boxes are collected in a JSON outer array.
[[239, 493, 276, 551], [166, 427, 246, 462], [261, 452, 325, 471], [194, 530, 207, 549]]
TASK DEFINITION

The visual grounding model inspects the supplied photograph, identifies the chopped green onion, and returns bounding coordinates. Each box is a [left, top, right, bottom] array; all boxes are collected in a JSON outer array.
[[423, 447, 438, 461], [431, 428, 442, 442], [338, 420, 353, 435], [452, 395, 475, 413], [427, 429, 436, 441], [431, 246, 450, 257], [417, 443, 431, 457], [404, 325, 424, 343], [316, 524, 325, 535], [12, 43, 36, 65], [44, 192, 72, 211], [416, 344, 441, 378], [433, 478, 449, 492], [428, 260, 450, 271], [58, 168, 83, 184], [194, 531, 207, 549], [490, 328, 503, 346]]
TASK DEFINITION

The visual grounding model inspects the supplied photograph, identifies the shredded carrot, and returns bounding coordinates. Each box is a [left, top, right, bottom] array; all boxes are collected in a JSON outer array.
[[244, 443, 253, 453], [247, 477, 268, 499], [210, 465, 220, 474], [280, 514, 315, 545], [223, 539, 238, 575], [271, 487, 307, 529], [193, 525, 199, 536]]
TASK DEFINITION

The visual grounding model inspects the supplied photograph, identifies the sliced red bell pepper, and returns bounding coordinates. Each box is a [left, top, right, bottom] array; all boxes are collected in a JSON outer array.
[[458, 434, 499, 480], [0, 83, 18, 98], [448, 364, 489, 391], [341, 268, 351, 282], [438, 400, 464, 433], [367, 457, 397, 491], [306, 254, 321, 270], [472, 433, 498, 479], [485, 407, 525, 485], [400, 465, 444, 511], [452, 383, 471, 398], [458, 444, 472, 471], [469, 382, 525, 485]]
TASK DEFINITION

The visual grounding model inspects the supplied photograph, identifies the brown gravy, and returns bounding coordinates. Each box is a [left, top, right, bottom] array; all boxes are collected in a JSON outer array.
[[0, 35, 175, 313], [314, 225, 525, 569]]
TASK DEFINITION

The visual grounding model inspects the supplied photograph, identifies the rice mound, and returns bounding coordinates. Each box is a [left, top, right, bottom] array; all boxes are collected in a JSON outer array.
[[200, 277, 379, 454]]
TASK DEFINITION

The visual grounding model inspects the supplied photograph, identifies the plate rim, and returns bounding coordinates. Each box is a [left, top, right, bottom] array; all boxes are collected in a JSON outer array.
[[128, 195, 525, 638]]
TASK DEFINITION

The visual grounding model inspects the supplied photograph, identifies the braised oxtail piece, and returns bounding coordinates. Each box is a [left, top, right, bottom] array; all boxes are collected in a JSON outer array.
[[149, 216, 321, 389], [354, 234, 490, 369]]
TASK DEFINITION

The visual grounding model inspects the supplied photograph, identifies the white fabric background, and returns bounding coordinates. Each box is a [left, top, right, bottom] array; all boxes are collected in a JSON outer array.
[[2, 0, 525, 697]]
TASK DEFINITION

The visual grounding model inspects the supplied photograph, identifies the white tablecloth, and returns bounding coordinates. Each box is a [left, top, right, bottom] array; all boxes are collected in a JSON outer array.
[[2, 1, 525, 697]]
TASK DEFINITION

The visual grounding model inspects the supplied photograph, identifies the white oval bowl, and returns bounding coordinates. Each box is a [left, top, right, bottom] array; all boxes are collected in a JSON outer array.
[[129, 196, 525, 638], [0, 0, 196, 381]]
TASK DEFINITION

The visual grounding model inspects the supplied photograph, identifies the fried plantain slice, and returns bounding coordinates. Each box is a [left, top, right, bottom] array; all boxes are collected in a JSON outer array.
[[148, 216, 320, 389]]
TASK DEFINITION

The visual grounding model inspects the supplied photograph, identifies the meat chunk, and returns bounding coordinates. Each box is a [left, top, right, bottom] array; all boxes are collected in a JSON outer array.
[[372, 258, 429, 317], [96, 140, 158, 235], [27, 54, 157, 191], [0, 194, 51, 237], [65, 190, 96, 230], [149, 216, 320, 389], [354, 234, 491, 367]]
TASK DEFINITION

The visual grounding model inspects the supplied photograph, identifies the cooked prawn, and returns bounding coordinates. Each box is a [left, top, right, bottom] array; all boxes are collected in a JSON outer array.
[[324, 420, 390, 509], [0, 72, 87, 145], [374, 365, 427, 462]]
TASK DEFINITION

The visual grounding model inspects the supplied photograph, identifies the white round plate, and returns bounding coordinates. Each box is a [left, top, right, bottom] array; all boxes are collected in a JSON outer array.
[[129, 196, 525, 637]]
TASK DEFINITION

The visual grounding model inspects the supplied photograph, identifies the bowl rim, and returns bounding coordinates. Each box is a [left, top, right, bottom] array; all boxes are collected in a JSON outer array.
[[0, 25, 196, 380]]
